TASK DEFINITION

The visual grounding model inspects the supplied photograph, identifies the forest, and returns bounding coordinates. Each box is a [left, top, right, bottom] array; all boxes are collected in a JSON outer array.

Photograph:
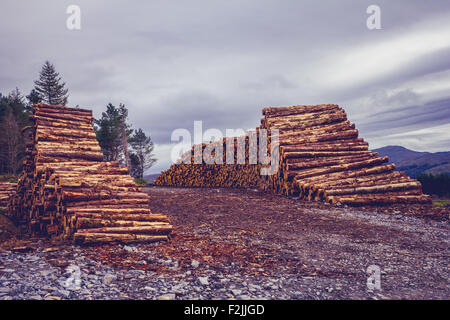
[[417, 173, 450, 198]]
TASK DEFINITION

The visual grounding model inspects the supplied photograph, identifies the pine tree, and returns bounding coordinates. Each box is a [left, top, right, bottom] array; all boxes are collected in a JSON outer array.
[[0, 89, 30, 174], [94, 103, 132, 164], [129, 128, 157, 179], [8, 87, 24, 105], [25, 89, 42, 113], [33, 61, 69, 106], [0, 112, 24, 174]]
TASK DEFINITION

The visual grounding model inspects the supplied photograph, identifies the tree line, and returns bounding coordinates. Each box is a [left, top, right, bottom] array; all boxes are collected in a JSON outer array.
[[417, 173, 450, 198], [0, 61, 156, 181]]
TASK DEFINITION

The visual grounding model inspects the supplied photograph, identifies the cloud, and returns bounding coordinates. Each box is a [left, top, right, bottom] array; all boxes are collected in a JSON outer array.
[[368, 123, 450, 152]]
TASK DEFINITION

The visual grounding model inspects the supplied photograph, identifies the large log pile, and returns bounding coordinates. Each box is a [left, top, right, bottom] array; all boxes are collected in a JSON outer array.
[[156, 104, 431, 206], [7, 103, 172, 244], [0, 182, 16, 211], [155, 135, 263, 188], [260, 104, 431, 205]]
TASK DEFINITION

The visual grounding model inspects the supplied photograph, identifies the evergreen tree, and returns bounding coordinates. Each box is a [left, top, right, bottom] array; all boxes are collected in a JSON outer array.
[[0, 89, 30, 174], [6, 88, 30, 124], [128, 128, 157, 179], [26, 89, 42, 112], [33, 61, 69, 106], [8, 87, 24, 105], [417, 173, 450, 197], [94, 103, 132, 164], [0, 112, 24, 174], [26, 89, 41, 104], [129, 153, 141, 179]]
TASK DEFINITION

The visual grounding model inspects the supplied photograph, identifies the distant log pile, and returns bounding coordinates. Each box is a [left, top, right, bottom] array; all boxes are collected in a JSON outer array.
[[8, 103, 172, 244], [156, 104, 431, 206], [155, 136, 262, 188], [0, 182, 16, 211], [260, 104, 431, 205]]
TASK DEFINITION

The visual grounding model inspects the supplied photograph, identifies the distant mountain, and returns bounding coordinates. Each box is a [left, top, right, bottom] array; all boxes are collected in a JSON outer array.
[[373, 146, 450, 177], [144, 173, 161, 183]]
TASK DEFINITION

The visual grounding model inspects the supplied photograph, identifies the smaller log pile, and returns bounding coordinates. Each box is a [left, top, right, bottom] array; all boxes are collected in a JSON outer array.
[[155, 135, 263, 188], [0, 182, 16, 211], [8, 103, 172, 244], [260, 104, 431, 205]]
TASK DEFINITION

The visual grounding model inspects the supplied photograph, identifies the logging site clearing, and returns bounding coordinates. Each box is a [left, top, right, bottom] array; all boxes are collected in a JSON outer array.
[[0, 186, 448, 300], [0, 103, 448, 300]]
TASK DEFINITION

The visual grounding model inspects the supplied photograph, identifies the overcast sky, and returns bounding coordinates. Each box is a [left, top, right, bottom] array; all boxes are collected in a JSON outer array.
[[1, 0, 450, 174]]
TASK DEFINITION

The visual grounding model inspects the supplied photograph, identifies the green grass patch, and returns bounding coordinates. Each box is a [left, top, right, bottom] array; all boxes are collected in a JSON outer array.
[[433, 200, 450, 207], [0, 174, 18, 183], [134, 178, 149, 186]]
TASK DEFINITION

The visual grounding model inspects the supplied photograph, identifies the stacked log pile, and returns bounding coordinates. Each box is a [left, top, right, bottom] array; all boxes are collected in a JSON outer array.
[[155, 135, 263, 188], [0, 182, 16, 211], [156, 103, 430, 205], [8, 103, 172, 244], [260, 104, 431, 205]]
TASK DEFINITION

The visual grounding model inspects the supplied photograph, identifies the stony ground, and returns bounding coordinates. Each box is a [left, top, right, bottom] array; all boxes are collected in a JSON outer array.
[[0, 186, 448, 300]]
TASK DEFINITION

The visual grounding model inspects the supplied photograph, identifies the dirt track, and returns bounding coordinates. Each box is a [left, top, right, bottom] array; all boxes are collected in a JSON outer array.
[[144, 186, 449, 299], [0, 186, 448, 300]]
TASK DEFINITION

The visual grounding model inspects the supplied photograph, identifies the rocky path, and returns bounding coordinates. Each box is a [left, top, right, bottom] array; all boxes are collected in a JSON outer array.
[[0, 186, 448, 300]]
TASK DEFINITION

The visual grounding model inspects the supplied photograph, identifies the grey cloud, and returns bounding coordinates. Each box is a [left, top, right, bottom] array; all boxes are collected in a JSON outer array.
[[358, 98, 450, 138], [244, 75, 297, 90], [131, 90, 261, 144]]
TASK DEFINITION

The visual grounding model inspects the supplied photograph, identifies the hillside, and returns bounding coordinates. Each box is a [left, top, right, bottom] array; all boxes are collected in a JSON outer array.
[[144, 173, 161, 183], [373, 146, 450, 177]]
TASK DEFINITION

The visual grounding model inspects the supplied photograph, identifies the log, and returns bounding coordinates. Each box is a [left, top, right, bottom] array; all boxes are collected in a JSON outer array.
[[285, 154, 378, 180], [36, 151, 104, 161], [65, 198, 150, 207], [33, 111, 93, 123], [67, 207, 152, 215], [293, 156, 389, 180], [73, 233, 169, 244], [324, 181, 422, 196], [278, 129, 359, 145], [76, 218, 169, 228], [73, 212, 169, 222], [266, 108, 345, 125], [34, 103, 92, 114], [263, 104, 339, 117], [61, 191, 149, 201], [75, 224, 173, 235], [327, 194, 431, 205], [283, 150, 374, 159], [298, 164, 397, 187]]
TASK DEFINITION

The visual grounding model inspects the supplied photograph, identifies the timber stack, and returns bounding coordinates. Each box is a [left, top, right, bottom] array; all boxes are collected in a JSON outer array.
[[155, 134, 263, 188], [260, 104, 431, 205], [156, 104, 431, 205], [7, 103, 172, 244], [0, 182, 16, 211]]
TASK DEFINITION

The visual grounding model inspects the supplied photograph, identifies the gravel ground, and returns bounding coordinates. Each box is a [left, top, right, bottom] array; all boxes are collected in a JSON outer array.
[[0, 186, 448, 300]]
